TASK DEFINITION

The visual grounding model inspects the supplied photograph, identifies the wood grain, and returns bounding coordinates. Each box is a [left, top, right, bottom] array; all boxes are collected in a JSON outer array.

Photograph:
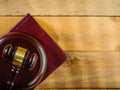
[[0, 0, 120, 16], [1, 17, 120, 51], [1, 0, 120, 90], [36, 52, 120, 89]]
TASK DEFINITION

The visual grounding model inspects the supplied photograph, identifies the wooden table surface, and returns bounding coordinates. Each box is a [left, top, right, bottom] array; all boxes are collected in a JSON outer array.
[[0, 0, 120, 90]]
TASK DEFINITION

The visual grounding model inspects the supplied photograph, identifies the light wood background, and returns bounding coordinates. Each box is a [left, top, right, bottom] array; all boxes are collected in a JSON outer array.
[[0, 0, 120, 90]]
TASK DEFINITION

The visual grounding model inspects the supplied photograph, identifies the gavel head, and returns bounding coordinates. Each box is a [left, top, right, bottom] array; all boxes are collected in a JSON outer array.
[[2, 44, 38, 71], [0, 32, 47, 89]]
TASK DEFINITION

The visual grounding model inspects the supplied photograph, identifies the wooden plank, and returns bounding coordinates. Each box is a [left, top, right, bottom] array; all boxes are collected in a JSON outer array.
[[35, 89, 112, 90], [35, 89, 104, 90], [0, 17, 120, 51], [0, 0, 120, 16], [35, 88, 81, 90], [35, 52, 120, 89]]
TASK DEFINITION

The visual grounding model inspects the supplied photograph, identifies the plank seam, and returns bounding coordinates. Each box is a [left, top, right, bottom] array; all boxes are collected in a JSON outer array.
[[1, 15, 120, 17]]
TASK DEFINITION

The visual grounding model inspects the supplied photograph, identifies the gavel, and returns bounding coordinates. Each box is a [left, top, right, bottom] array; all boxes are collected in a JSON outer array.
[[0, 32, 47, 90]]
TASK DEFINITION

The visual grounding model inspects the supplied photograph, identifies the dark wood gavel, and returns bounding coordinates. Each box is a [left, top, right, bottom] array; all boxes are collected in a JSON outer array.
[[2, 44, 38, 89]]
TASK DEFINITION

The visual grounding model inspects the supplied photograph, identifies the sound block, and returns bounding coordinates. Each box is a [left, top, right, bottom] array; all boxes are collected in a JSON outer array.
[[0, 32, 47, 90]]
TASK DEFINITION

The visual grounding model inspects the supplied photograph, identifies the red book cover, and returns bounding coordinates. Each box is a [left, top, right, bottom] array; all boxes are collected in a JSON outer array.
[[11, 14, 67, 84], [0, 14, 67, 90]]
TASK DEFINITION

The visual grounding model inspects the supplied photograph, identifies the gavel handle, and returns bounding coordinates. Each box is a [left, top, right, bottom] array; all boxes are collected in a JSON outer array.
[[6, 65, 20, 90]]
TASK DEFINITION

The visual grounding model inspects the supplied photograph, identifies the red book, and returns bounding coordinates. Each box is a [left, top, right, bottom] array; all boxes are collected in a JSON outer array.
[[0, 14, 67, 89]]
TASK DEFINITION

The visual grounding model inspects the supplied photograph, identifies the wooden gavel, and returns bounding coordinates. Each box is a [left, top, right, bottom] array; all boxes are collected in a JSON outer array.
[[0, 32, 47, 90]]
